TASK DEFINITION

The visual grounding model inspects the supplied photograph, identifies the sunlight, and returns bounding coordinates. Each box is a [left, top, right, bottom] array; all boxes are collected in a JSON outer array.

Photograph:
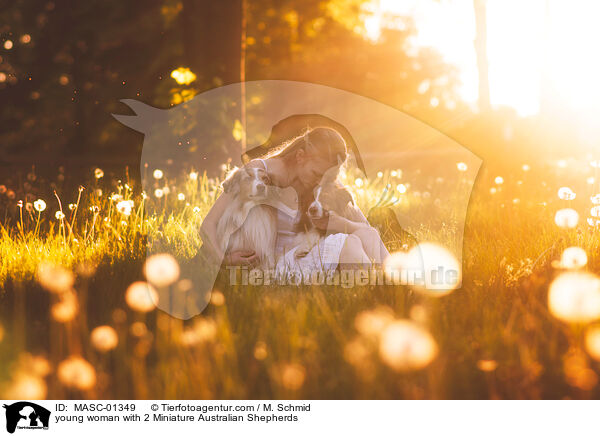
[[372, 0, 600, 118]]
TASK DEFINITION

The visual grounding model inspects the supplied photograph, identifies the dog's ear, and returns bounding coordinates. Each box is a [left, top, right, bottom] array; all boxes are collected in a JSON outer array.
[[340, 187, 355, 206], [221, 167, 243, 195]]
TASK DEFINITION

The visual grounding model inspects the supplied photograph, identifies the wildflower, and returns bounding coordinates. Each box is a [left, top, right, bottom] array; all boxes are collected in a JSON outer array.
[[94, 168, 104, 179], [144, 254, 180, 288], [396, 184, 406, 194], [193, 206, 201, 213], [153, 169, 164, 180], [354, 178, 363, 187], [95, 189, 103, 197], [125, 282, 158, 312], [189, 171, 199, 181], [89, 205, 99, 214], [378, 320, 438, 371], [116, 199, 134, 216], [591, 194, 600, 205], [17, 200, 23, 208], [377, 171, 383, 178], [554, 208, 579, 228], [110, 193, 123, 202], [37, 262, 74, 293], [33, 199, 46, 212], [177, 193, 185, 201], [57, 356, 97, 391], [548, 272, 600, 323], [154, 188, 164, 198], [456, 162, 468, 171], [558, 187, 576, 200], [592, 206, 600, 217], [0, 185, 6, 194], [25, 202, 33, 212], [55, 211, 65, 220], [391, 170, 398, 177], [494, 176, 504, 185], [162, 186, 170, 195], [90, 326, 118, 352]]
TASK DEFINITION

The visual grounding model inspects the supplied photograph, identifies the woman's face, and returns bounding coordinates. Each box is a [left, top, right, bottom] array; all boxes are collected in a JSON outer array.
[[296, 152, 339, 190]]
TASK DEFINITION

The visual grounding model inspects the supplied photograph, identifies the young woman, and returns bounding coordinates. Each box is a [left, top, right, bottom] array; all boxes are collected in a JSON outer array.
[[200, 127, 389, 274]]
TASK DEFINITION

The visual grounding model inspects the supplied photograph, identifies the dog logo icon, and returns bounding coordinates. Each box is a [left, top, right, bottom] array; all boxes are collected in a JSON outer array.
[[3, 402, 50, 434]]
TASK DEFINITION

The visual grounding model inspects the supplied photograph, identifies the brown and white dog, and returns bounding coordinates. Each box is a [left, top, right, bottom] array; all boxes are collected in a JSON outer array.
[[293, 180, 356, 258], [216, 166, 277, 268]]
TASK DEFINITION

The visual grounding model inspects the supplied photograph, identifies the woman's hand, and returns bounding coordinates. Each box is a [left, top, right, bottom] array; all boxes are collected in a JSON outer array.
[[224, 250, 260, 266], [311, 210, 367, 233]]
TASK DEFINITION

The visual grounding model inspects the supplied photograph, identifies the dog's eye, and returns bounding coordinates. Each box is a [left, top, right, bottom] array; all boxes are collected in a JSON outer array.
[[261, 174, 271, 183]]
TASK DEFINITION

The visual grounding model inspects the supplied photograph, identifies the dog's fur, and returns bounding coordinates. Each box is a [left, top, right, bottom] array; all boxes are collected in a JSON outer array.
[[216, 166, 277, 268], [292, 179, 355, 258]]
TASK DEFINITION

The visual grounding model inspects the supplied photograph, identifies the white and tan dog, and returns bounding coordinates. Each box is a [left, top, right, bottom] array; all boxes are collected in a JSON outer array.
[[293, 180, 356, 258], [216, 166, 277, 268]]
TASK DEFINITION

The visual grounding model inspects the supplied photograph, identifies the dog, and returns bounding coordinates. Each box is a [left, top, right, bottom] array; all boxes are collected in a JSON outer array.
[[216, 166, 277, 269], [292, 179, 356, 258]]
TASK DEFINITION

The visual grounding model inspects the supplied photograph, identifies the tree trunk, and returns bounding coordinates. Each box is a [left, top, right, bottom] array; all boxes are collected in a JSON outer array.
[[473, 0, 490, 112]]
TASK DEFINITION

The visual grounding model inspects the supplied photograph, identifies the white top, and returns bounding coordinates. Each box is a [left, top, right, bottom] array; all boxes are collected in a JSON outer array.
[[256, 158, 302, 258]]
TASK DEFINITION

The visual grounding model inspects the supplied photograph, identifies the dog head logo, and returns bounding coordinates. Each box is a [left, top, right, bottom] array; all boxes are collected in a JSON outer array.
[[113, 80, 481, 319], [3, 402, 50, 434]]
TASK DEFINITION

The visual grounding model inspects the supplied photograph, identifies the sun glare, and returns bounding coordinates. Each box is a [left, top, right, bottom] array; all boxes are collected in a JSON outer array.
[[371, 0, 600, 118]]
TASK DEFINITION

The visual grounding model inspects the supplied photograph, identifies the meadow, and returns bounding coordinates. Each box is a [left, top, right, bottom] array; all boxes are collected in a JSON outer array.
[[1, 159, 600, 400]]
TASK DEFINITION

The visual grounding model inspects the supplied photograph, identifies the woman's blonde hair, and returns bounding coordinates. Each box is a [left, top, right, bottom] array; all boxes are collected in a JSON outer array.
[[266, 127, 348, 168]]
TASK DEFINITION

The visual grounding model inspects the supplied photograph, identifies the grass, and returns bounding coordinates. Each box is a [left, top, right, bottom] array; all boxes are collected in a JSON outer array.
[[1, 161, 600, 399]]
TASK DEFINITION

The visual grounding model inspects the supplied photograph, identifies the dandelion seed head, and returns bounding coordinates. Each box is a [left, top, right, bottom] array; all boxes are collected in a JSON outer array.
[[33, 199, 46, 212], [57, 356, 96, 391], [554, 208, 579, 228], [379, 320, 438, 372], [153, 169, 163, 180], [396, 184, 406, 194], [154, 188, 164, 198], [90, 326, 118, 352], [177, 193, 185, 201], [94, 168, 104, 179], [548, 272, 600, 323], [37, 262, 74, 293], [558, 187, 576, 200], [494, 176, 504, 185], [585, 326, 600, 361], [189, 171, 199, 181], [125, 281, 158, 312], [55, 211, 65, 220], [559, 247, 588, 270], [116, 199, 134, 216], [144, 254, 180, 288]]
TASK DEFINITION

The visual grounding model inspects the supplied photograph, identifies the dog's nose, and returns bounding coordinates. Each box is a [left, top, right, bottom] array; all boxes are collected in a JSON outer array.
[[308, 206, 318, 215]]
